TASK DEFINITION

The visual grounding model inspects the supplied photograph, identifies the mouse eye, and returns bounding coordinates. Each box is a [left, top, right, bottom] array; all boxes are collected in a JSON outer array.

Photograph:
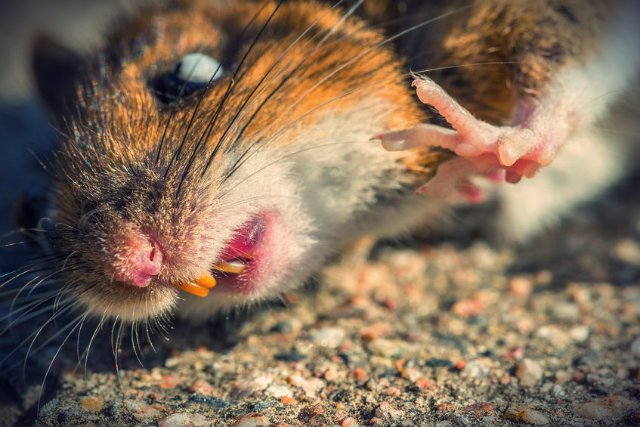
[[149, 53, 224, 104], [176, 53, 224, 84]]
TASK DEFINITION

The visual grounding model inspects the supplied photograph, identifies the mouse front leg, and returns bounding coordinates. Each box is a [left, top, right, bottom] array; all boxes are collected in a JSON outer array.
[[375, 76, 573, 201]]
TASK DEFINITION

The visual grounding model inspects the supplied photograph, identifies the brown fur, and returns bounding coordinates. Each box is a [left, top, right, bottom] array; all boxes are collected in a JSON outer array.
[[49, 0, 447, 317], [359, 0, 615, 123]]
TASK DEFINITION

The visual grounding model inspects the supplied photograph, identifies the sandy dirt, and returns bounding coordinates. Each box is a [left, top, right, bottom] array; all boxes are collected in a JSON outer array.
[[0, 1, 639, 426]]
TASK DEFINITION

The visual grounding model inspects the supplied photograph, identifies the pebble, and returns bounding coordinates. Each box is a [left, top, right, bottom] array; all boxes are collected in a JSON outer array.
[[552, 302, 580, 322], [509, 277, 533, 298], [614, 239, 640, 266], [551, 384, 566, 398], [573, 396, 636, 420], [504, 405, 550, 425], [515, 359, 543, 386], [373, 401, 403, 421], [462, 360, 490, 379], [274, 348, 307, 362], [265, 384, 293, 398], [124, 400, 161, 422], [351, 368, 368, 383], [366, 339, 406, 358], [298, 404, 325, 423], [231, 413, 271, 427], [189, 379, 217, 396], [555, 370, 572, 384], [340, 416, 359, 427], [360, 323, 392, 341], [80, 396, 104, 413], [158, 413, 215, 427], [426, 358, 454, 369], [287, 374, 324, 398], [536, 326, 571, 347], [569, 326, 590, 343], [310, 327, 346, 349]]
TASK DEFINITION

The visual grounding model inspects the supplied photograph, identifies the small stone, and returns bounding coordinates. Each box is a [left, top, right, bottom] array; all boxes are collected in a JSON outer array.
[[281, 396, 297, 405], [351, 368, 368, 383], [373, 401, 403, 421], [451, 297, 485, 318], [159, 375, 182, 389], [551, 384, 566, 398], [413, 377, 433, 392], [552, 302, 580, 322], [461, 402, 496, 417], [310, 327, 346, 349], [124, 400, 161, 422], [555, 370, 572, 384], [569, 326, 590, 343], [462, 360, 490, 379], [189, 379, 216, 396], [454, 360, 468, 371], [400, 367, 422, 382], [298, 404, 325, 422], [265, 384, 293, 398], [287, 374, 324, 398], [536, 326, 571, 347], [631, 337, 640, 356], [366, 339, 406, 358], [509, 277, 533, 298], [382, 386, 401, 397], [614, 239, 640, 266], [503, 346, 525, 362], [426, 358, 453, 368], [504, 405, 550, 425], [158, 413, 215, 427], [231, 413, 271, 427], [274, 348, 307, 362], [515, 359, 543, 386], [360, 323, 392, 341], [80, 396, 104, 413], [340, 416, 359, 427], [573, 396, 636, 420]]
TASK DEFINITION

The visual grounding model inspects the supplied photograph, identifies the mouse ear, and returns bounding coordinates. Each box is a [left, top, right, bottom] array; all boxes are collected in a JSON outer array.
[[32, 35, 83, 121]]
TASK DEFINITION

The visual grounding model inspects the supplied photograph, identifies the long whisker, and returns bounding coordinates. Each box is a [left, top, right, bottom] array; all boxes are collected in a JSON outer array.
[[37, 312, 87, 413], [168, 0, 283, 187], [201, 0, 366, 179]]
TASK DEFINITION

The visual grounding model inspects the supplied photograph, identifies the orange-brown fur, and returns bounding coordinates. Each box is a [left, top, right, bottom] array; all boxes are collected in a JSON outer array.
[[360, 0, 614, 123], [49, 0, 449, 318]]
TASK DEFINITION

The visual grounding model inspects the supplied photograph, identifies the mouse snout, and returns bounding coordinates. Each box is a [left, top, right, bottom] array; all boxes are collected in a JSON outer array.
[[111, 230, 163, 288]]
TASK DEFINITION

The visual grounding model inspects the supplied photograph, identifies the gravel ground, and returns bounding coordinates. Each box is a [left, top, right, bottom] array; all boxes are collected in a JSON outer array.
[[1, 2, 639, 426], [0, 172, 639, 426]]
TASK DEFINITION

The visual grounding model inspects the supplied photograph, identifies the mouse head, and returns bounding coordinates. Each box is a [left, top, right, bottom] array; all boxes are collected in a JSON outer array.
[[31, 0, 430, 322]]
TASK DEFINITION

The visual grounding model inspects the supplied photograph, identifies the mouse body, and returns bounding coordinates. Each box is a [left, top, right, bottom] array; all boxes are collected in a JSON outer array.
[[18, 0, 640, 324]]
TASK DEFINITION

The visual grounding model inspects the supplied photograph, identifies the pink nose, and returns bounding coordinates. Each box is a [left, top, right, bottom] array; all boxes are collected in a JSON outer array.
[[112, 231, 163, 288]]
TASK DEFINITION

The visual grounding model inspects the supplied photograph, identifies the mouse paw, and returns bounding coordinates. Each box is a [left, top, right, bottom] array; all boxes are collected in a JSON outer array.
[[376, 77, 571, 200]]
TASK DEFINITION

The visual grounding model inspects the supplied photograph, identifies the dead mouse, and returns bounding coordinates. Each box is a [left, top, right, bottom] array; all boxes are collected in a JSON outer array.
[[7, 0, 640, 329]]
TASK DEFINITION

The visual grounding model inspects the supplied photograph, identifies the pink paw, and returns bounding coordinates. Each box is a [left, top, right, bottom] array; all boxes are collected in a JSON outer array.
[[376, 77, 569, 202]]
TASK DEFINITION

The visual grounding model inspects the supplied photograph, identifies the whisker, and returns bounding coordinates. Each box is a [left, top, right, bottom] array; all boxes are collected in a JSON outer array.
[[37, 312, 86, 414]]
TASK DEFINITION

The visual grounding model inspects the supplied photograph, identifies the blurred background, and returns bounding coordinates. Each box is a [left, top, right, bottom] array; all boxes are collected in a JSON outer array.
[[0, 0, 139, 239]]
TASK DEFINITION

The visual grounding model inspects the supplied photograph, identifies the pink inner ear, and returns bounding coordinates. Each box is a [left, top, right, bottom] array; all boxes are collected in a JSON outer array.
[[112, 231, 163, 288]]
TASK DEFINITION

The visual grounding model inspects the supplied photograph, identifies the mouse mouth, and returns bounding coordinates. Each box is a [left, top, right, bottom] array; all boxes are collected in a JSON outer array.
[[174, 214, 267, 297]]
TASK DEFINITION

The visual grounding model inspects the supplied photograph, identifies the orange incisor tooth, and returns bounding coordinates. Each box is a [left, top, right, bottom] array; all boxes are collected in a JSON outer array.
[[195, 275, 217, 289], [176, 281, 210, 297], [213, 261, 247, 275]]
